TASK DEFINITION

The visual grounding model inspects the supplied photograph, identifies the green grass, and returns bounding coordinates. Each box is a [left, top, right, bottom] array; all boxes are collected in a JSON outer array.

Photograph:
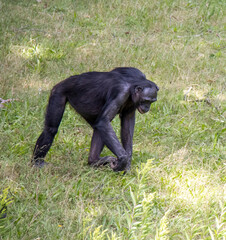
[[0, 0, 225, 239]]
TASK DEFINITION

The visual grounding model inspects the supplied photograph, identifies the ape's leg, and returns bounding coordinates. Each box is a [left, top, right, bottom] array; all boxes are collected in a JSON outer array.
[[88, 130, 116, 167], [88, 130, 104, 165], [32, 92, 67, 167]]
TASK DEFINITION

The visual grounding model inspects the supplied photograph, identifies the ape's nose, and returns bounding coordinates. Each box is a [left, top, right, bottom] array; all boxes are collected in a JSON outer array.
[[151, 98, 157, 103]]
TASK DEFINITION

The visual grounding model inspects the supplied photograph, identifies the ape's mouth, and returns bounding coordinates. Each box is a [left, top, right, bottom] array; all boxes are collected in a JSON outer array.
[[138, 107, 145, 114]]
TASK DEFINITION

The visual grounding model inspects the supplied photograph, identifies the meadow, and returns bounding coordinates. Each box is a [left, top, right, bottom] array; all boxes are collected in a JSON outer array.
[[0, 0, 225, 239]]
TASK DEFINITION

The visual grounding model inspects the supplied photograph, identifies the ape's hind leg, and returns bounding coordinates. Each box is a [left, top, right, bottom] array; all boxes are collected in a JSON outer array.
[[88, 130, 104, 165], [88, 130, 117, 167], [32, 92, 66, 167]]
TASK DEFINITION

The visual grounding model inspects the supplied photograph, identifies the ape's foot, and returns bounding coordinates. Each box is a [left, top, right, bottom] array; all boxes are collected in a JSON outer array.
[[90, 156, 130, 173], [91, 156, 117, 168], [31, 159, 48, 168]]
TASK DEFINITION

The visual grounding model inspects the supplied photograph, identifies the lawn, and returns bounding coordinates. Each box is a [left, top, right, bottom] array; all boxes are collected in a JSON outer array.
[[0, 0, 225, 239]]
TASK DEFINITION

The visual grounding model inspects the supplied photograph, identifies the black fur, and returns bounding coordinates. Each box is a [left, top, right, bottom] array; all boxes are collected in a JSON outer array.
[[32, 67, 159, 171]]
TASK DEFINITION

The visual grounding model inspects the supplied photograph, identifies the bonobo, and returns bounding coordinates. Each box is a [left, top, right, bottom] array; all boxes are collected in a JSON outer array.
[[32, 67, 159, 171]]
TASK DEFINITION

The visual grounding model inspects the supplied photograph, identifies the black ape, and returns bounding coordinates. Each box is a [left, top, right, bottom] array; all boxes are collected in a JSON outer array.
[[32, 67, 159, 171]]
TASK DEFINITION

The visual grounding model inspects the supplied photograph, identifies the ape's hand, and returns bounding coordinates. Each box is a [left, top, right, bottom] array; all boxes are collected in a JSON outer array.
[[110, 156, 128, 172]]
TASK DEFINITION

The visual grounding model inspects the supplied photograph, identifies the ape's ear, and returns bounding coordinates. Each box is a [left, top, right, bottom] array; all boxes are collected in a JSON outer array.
[[134, 86, 143, 94], [132, 86, 143, 103]]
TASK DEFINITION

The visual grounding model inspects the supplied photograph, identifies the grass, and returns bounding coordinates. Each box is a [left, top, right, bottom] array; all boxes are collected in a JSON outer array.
[[0, 0, 225, 239]]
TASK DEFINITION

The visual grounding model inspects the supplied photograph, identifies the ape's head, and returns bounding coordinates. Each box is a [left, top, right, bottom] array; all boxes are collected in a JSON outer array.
[[132, 82, 159, 114]]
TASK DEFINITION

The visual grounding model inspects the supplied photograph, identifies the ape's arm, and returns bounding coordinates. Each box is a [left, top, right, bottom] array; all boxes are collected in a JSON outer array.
[[92, 90, 130, 171], [120, 111, 135, 170]]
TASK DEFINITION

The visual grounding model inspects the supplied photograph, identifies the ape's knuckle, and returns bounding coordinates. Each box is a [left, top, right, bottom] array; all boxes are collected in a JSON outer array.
[[119, 155, 129, 162], [112, 156, 128, 172]]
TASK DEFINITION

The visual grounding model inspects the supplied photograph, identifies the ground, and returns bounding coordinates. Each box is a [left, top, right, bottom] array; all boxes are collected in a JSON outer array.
[[0, 0, 225, 239]]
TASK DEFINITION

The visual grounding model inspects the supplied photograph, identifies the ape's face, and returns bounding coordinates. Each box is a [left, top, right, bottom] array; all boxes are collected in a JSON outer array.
[[136, 85, 159, 114]]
